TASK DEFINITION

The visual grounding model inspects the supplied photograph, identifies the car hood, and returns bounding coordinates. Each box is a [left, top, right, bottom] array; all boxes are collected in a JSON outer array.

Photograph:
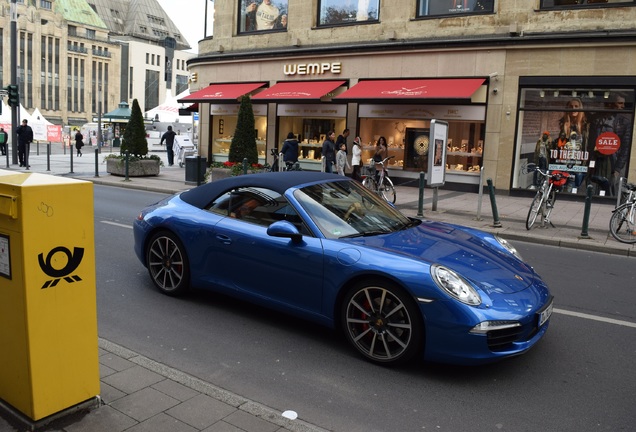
[[353, 220, 536, 294]]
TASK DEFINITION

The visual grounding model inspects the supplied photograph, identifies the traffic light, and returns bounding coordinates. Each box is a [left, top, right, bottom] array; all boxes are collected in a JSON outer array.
[[6, 85, 19, 108]]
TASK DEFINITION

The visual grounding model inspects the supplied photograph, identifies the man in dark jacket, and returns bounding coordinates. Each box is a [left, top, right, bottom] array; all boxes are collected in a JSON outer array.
[[160, 125, 177, 166], [16, 119, 33, 168], [321, 131, 336, 173]]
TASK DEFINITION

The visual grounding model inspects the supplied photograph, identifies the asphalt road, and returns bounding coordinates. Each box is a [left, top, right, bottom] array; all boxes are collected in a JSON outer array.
[[94, 185, 636, 432]]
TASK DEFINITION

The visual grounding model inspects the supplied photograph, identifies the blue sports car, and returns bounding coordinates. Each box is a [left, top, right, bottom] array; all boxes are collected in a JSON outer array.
[[133, 172, 553, 366]]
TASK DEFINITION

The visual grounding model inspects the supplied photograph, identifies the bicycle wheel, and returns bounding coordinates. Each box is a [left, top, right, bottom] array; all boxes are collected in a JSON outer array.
[[362, 176, 377, 192], [609, 203, 636, 243], [526, 190, 544, 230], [543, 188, 557, 221], [380, 177, 396, 204]]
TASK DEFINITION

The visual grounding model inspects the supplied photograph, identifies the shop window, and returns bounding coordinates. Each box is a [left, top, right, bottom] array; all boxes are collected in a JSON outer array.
[[540, 0, 634, 9], [417, 0, 494, 17], [318, 0, 379, 26], [356, 108, 485, 175], [238, 0, 288, 33], [513, 88, 634, 198]]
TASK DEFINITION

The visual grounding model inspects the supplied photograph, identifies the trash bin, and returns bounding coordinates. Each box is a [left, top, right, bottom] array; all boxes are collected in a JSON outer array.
[[113, 137, 120, 147], [185, 156, 206, 184]]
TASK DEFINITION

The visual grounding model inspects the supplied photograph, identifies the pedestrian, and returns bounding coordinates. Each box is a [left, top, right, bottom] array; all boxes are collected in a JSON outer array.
[[0, 127, 8, 156], [280, 132, 299, 169], [160, 125, 177, 166], [336, 128, 350, 154], [351, 136, 362, 181], [75, 128, 84, 157], [16, 119, 33, 168], [336, 142, 350, 176], [321, 131, 336, 173]]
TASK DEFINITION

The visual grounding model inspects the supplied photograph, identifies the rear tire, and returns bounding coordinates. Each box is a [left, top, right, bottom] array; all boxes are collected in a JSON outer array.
[[609, 204, 636, 244], [362, 176, 377, 192], [526, 191, 543, 230]]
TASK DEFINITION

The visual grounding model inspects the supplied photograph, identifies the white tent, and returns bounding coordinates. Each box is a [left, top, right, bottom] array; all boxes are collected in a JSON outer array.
[[0, 100, 31, 130], [145, 89, 192, 123], [30, 108, 54, 140]]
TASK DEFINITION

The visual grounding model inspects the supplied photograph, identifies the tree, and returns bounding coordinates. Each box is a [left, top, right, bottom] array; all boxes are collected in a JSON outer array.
[[121, 99, 148, 157], [229, 95, 258, 165]]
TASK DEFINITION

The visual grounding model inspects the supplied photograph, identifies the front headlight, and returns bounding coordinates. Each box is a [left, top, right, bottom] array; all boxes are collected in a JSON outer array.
[[431, 265, 481, 306], [496, 236, 523, 261]]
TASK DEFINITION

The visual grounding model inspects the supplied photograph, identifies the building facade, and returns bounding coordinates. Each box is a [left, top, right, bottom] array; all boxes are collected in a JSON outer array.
[[0, 0, 193, 127], [186, 0, 636, 197]]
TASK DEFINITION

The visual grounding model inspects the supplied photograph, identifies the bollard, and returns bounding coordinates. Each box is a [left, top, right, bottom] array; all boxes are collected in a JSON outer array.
[[580, 184, 593, 239], [46, 143, 51, 172], [243, 157, 248, 175], [475, 166, 484, 221], [417, 172, 426, 217], [70, 141, 74, 174], [124, 151, 130, 181], [94, 148, 99, 178], [487, 178, 502, 227], [432, 187, 438, 212]]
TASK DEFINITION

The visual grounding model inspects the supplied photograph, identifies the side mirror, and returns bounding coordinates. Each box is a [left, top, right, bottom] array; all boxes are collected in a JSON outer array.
[[267, 220, 302, 243]]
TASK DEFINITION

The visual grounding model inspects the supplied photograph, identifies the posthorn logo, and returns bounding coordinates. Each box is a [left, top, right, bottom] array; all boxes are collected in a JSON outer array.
[[38, 247, 84, 289]]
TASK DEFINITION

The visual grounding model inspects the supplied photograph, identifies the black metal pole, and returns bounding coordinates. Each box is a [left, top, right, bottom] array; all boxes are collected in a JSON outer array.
[[94, 148, 99, 177], [46, 143, 51, 171], [70, 140, 74, 173], [243, 157, 248, 175], [487, 178, 502, 227], [580, 184, 593, 239], [417, 172, 425, 217], [124, 150, 130, 181]]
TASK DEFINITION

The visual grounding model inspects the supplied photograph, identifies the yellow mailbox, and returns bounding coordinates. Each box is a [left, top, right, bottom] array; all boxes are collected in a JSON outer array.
[[0, 169, 99, 422]]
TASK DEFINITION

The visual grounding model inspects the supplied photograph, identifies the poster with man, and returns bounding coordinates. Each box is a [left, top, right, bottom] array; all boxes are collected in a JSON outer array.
[[240, 0, 288, 32]]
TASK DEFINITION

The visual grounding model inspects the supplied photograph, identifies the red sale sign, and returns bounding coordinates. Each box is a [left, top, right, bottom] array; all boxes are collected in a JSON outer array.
[[595, 131, 621, 155]]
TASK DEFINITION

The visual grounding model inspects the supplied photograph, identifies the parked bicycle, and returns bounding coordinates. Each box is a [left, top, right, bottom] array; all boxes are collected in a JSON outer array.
[[525, 163, 570, 230], [362, 155, 396, 204], [264, 148, 302, 172], [609, 180, 636, 243]]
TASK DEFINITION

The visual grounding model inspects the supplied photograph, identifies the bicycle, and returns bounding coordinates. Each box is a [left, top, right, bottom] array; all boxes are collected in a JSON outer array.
[[263, 148, 302, 172], [608, 180, 636, 243], [362, 155, 396, 204], [525, 163, 569, 230]]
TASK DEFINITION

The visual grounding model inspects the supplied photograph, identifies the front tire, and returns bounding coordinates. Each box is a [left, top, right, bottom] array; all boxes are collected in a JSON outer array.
[[146, 231, 190, 296], [341, 281, 423, 365], [609, 204, 636, 244], [526, 191, 543, 230]]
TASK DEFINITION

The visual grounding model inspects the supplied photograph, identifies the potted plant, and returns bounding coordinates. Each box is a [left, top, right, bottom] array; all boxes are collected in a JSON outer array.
[[105, 99, 162, 176]]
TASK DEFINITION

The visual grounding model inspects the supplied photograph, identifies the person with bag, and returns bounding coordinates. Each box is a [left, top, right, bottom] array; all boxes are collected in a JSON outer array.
[[75, 128, 84, 157], [351, 136, 362, 181]]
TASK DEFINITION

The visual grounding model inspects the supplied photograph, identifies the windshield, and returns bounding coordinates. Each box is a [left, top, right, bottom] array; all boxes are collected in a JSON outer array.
[[293, 180, 415, 239]]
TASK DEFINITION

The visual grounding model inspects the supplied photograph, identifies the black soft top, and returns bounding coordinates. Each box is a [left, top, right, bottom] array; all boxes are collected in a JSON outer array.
[[180, 171, 345, 209]]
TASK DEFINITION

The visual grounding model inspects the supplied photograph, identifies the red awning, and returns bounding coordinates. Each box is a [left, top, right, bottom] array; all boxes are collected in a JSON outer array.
[[251, 80, 346, 101], [334, 79, 485, 100], [179, 83, 267, 102]]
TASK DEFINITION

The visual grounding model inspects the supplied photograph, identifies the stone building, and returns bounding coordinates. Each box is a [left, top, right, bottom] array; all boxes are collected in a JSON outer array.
[[186, 1, 636, 197], [0, 0, 193, 127]]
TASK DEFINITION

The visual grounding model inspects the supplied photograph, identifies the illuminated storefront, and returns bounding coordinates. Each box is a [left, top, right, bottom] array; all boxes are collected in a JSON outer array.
[[513, 77, 634, 198]]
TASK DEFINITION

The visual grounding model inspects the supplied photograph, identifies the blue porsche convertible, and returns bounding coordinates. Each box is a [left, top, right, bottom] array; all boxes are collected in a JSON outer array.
[[133, 172, 553, 366]]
